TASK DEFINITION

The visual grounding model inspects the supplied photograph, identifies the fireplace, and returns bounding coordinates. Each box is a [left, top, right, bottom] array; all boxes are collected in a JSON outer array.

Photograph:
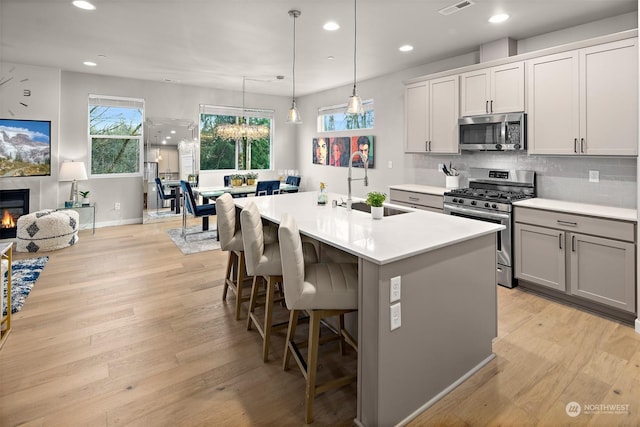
[[0, 189, 30, 239]]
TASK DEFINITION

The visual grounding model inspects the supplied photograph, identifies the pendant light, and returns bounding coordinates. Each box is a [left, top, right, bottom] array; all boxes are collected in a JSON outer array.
[[287, 9, 302, 123], [346, 0, 364, 114]]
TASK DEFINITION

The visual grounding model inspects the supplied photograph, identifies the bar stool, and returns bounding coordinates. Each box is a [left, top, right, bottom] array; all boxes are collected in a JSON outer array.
[[278, 213, 358, 424], [240, 202, 317, 362]]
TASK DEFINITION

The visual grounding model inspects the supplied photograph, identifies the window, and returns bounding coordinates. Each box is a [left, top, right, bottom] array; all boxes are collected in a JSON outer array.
[[317, 100, 374, 132], [199, 105, 273, 171], [88, 95, 144, 177]]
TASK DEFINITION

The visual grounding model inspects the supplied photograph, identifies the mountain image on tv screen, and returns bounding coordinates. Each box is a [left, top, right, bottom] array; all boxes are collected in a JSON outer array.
[[0, 119, 51, 177]]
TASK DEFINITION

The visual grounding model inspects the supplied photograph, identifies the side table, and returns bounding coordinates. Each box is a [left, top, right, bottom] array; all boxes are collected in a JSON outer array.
[[57, 204, 96, 235]]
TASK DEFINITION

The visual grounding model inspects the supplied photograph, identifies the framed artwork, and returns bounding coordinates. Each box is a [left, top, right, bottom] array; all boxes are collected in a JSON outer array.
[[0, 118, 51, 177], [312, 137, 328, 165], [329, 137, 350, 167], [350, 135, 374, 168]]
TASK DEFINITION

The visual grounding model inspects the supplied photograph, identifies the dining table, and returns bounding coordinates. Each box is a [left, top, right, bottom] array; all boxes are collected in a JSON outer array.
[[194, 182, 299, 203]]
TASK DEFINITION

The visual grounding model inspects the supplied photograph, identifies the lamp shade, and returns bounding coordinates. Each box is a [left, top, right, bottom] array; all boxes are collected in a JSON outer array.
[[59, 161, 88, 181]]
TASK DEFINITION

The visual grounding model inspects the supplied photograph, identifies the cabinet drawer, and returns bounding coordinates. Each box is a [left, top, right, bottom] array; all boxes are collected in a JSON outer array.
[[515, 207, 635, 243], [392, 200, 443, 214], [390, 189, 443, 210]]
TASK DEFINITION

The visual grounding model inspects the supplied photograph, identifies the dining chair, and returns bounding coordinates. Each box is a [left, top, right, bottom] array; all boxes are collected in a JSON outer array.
[[255, 180, 281, 196], [155, 177, 178, 212], [240, 202, 317, 362], [180, 180, 216, 240], [285, 175, 301, 187], [278, 213, 358, 424]]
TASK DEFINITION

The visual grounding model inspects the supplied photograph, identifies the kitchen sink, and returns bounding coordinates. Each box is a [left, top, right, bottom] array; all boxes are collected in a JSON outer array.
[[343, 201, 409, 217]]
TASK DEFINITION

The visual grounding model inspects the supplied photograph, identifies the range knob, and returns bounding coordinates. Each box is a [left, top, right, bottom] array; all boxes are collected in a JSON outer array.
[[484, 202, 490, 208], [470, 201, 477, 206], [452, 198, 458, 203], [458, 199, 464, 204], [491, 204, 498, 209]]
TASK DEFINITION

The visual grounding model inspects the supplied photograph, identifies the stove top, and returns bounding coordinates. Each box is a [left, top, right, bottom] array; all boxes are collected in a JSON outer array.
[[445, 188, 533, 204]]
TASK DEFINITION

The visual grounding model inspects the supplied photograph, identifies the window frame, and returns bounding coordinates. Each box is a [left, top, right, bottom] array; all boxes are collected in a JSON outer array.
[[87, 94, 145, 179]]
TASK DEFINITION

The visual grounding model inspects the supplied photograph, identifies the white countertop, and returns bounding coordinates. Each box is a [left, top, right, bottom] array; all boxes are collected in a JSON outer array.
[[513, 198, 638, 222], [233, 191, 504, 265], [388, 184, 448, 196]]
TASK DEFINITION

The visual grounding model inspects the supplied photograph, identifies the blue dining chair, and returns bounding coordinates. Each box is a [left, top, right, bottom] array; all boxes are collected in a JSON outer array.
[[155, 177, 178, 213], [285, 176, 300, 192], [180, 180, 217, 240], [255, 180, 281, 196], [223, 175, 231, 187]]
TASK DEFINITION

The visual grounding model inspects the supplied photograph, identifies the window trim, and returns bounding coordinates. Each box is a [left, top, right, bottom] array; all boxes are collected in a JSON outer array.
[[317, 99, 374, 133], [88, 94, 145, 179]]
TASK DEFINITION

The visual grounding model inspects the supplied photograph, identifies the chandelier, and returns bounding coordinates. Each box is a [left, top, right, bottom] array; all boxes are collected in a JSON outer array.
[[216, 77, 270, 141]]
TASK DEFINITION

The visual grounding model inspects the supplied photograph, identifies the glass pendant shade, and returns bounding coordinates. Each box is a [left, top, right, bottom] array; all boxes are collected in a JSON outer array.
[[287, 100, 302, 124], [347, 89, 364, 115]]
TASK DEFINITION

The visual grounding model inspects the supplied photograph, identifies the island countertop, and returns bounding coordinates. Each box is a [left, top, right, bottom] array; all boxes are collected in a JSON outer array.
[[233, 191, 503, 265]]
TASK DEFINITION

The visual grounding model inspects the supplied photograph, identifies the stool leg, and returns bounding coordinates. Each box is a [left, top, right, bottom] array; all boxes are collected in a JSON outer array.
[[338, 313, 346, 355], [222, 251, 236, 301], [283, 309, 299, 371], [234, 252, 247, 321], [262, 275, 277, 362], [305, 311, 321, 424], [246, 276, 261, 331]]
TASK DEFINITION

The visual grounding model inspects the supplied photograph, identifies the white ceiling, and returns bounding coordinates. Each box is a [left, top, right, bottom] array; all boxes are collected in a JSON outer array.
[[0, 0, 637, 98]]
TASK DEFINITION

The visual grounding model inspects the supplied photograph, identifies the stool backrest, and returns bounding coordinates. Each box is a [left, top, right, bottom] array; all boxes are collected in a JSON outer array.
[[255, 180, 281, 196], [285, 176, 301, 186], [155, 177, 170, 201], [215, 193, 238, 251], [278, 213, 306, 309], [240, 202, 264, 276], [180, 180, 196, 215]]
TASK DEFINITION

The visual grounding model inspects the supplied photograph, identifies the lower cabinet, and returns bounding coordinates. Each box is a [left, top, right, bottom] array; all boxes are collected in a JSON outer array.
[[390, 189, 443, 213], [515, 207, 636, 314]]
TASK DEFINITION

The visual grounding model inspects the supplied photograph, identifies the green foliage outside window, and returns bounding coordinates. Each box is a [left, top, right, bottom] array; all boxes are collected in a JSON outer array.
[[321, 110, 374, 132]]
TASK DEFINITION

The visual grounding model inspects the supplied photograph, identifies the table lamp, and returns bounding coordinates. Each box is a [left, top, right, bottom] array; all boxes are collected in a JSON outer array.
[[59, 161, 88, 206]]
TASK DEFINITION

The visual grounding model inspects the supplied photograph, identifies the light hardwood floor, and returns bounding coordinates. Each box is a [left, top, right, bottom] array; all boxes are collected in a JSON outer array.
[[1, 217, 639, 426]]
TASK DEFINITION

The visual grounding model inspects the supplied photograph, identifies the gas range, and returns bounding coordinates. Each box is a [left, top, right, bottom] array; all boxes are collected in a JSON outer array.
[[444, 188, 533, 212]]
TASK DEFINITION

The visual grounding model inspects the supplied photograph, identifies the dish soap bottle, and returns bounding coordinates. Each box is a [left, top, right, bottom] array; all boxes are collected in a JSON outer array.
[[317, 182, 328, 205]]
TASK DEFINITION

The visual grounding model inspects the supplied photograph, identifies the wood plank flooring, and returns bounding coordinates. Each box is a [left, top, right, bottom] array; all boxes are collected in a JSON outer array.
[[1, 217, 639, 426]]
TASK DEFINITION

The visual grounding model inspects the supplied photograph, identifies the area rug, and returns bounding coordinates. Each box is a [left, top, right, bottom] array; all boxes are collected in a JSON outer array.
[[166, 226, 220, 255], [2, 256, 48, 315]]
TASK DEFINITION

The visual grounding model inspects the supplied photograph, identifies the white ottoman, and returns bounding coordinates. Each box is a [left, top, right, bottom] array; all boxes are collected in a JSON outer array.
[[16, 209, 79, 253]]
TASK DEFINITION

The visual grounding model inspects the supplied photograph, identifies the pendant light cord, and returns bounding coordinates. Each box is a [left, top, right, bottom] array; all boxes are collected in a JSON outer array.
[[292, 12, 296, 101], [352, 0, 357, 95]]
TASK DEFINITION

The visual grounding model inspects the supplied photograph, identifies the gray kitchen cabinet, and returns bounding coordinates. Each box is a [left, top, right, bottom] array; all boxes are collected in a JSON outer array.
[[390, 189, 443, 213], [405, 75, 459, 154], [515, 223, 566, 292], [460, 62, 525, 116], [514, 206, 636, 314], [527, 37, 638, 156]]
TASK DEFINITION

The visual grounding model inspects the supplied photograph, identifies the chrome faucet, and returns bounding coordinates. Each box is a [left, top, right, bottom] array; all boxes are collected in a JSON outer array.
[[347, 150, 369, 210]]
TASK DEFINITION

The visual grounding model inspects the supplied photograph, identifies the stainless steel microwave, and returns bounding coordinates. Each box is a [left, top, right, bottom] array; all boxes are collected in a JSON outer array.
[[459, 112, 526, 151]]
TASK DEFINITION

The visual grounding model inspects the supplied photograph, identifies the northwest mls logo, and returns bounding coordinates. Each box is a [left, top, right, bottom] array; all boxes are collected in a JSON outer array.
[[566, 401, 581, 417]]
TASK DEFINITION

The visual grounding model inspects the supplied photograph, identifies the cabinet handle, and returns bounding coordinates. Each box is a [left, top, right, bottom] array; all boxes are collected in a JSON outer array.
[[490, 100, 493, 113], [425, 141, 428, 152], [574, 138, 578, 153], [559, 233, 563, 249], [408, 196, 420, 201], [571, 235, 576, 252], [557, 220, 577, 227], [428, 141, 432, 151], [485, 100, 489, 114], [580, 138, 585, 153]]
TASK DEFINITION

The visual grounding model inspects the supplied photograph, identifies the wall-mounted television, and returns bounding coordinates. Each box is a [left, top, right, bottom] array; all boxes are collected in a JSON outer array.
[[0, 119, 51, 177]]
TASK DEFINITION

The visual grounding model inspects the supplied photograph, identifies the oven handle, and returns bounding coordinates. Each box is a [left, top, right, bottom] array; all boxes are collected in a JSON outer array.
[[444, 204, 510, 222]]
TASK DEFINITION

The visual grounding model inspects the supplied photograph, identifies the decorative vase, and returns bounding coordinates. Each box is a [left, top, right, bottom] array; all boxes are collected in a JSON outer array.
[[82, 198, 90, 206], [371, 206, 384, 219], [317, 188, 328, 205], [231, 179, 243, 187], [246, 179, 256, 186]]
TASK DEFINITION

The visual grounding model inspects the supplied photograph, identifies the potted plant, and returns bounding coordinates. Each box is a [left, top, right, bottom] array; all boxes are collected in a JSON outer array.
[[245, 172, 258, 186], [230, 174, 244, 187], [366, 191, 386, 219], [79, 190, 91, 206]]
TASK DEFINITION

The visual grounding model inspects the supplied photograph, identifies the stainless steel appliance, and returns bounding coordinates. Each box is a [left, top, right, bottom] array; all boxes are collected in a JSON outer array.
[[443, 168, 535, 288], [459, 112, 525, 151]]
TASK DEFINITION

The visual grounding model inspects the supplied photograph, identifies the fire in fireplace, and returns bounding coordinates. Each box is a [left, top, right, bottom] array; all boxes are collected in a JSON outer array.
[[0, 189, 30, 239]]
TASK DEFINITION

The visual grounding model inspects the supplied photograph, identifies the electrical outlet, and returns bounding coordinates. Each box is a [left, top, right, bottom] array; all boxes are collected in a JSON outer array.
[[390, 276, 401, 303], [390, 303, 401, 331], [589, 170, 599, 183], [388, 160, 393, 169], [115, 202, 121, 210]]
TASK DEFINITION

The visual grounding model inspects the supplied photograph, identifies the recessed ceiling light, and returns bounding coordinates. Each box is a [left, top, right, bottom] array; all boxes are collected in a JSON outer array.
[[489, 13, 509, 23], [327, 56, 335, 60], [323, 21, 340, 31], [399, 45, 414, 52], [166, 136, 171, 139], [162, 140, 167, 144], [72, 1, 96, 10], [170, 130, 176, 134], [83, 61, 97, 67]]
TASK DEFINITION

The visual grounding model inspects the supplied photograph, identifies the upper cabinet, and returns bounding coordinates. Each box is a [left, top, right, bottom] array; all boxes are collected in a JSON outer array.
[[405, 75, 459, 154], [460, 62, 525, 116], [527, 38, 638, 155]]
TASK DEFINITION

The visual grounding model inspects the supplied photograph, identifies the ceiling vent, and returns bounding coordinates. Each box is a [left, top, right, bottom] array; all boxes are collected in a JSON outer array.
[[438, 0, 475, 16]]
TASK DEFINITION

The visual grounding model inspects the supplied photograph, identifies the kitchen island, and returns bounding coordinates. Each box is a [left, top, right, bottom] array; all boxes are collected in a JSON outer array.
[[234, 191, 503, 426]]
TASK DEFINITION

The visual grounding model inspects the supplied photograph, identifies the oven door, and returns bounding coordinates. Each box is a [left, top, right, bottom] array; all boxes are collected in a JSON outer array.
[[443, 203, 513, 287]]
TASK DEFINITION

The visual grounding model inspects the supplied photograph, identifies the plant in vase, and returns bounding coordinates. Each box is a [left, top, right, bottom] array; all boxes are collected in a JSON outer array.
[[245, 172, 258, 186], [366, 191, 386, 219], [317, 182, 328, 205], [230, 174, 244, 187], [79, 190, 91, 206]]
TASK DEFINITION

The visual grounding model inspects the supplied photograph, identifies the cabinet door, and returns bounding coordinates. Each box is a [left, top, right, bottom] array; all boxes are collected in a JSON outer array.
[[527, 51, 579, 154], [569, 233, 636, 313], [429, 75, 459, 154], [580, 38, 638, 156], [515, 223, 566, 291], [405, 82, 429, 152], [490, 62, 525, 113], [460, 69, 490, 116]]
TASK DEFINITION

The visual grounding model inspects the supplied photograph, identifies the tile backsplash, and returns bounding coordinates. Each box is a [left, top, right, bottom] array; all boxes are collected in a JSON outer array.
[[410, 152, 637, 209]]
